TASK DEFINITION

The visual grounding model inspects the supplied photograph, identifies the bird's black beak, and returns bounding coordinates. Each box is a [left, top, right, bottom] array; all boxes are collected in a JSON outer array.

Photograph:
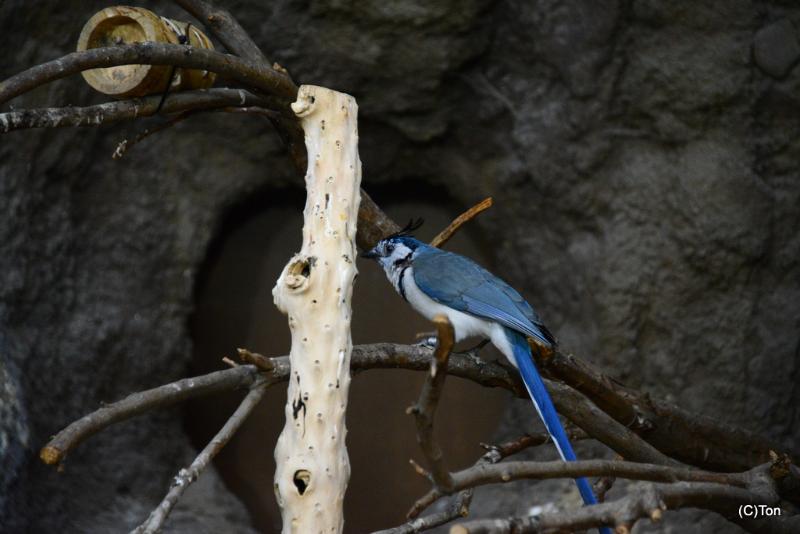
[[360, 247, 379, 260]]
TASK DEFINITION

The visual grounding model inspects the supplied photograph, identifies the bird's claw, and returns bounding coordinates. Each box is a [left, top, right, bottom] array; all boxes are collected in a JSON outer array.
[[415, 334, 438, 348]]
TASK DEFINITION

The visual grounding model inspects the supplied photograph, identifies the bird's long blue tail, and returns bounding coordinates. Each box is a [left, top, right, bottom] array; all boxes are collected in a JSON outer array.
[[508, 330, 611, 534]]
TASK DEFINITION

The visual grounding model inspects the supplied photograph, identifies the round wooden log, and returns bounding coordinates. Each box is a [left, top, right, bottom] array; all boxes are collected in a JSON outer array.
[[76, 6, 216, 98]]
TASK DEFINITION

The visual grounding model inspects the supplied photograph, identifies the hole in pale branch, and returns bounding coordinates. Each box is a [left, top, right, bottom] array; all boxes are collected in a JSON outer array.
[[293, 470, 311, 495]]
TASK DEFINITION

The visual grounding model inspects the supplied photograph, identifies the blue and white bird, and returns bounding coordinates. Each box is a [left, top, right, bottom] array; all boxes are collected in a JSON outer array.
[[362, 222, 606, 526]]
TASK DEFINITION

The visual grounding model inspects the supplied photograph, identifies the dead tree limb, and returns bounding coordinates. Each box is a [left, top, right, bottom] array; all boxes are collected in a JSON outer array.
[[40, 343, 795, 480], [37, 345, 798, 533], [408, 315, 457, 492], [449, 465, 789, 534], [0, 42, 297, 106], [131, 380, 268, 534], [374, 496, 472, 534], [270, 84, 362, 533], [0, 88, 273, 133], [539, 350, 791, 472], [411, 458, 747, 513], [407, 457, 744, 520], [173, 0, 269, 64], [401, 434, 555, 524], [39, 365, 260, 466]]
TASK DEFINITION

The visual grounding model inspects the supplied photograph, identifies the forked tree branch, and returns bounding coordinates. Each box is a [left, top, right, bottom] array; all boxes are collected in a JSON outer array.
[[399, 433, 566, 524], [131, 381, 268, 534]]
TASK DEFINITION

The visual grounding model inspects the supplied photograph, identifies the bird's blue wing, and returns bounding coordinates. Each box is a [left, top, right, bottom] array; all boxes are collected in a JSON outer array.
[[412, 245, 555, 347]]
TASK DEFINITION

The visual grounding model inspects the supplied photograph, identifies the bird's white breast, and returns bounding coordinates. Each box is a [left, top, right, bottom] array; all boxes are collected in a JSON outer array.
[[399, 267, 514, 363]]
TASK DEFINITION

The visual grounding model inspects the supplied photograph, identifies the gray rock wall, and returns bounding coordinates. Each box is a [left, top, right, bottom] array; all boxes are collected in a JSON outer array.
[[1, 0, 798, 532]]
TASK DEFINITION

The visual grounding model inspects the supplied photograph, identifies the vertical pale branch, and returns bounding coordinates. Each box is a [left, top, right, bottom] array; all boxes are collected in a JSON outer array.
[[272, 85, 362, 533]]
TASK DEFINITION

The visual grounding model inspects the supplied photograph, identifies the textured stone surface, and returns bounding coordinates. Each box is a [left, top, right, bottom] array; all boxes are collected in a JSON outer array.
[[1, 0, 799, 532], [754, 18, 800, 78]]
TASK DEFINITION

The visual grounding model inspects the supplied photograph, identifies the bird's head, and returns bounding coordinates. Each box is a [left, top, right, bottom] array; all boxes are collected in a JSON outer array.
[[360, 219, 424, 272]]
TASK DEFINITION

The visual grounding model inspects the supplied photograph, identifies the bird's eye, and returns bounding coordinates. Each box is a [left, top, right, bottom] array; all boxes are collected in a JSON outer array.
[[385, 243, 395, 255]]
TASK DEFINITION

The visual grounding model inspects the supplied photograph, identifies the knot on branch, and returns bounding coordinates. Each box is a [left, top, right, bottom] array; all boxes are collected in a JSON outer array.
[[291, 86, 318, 117]]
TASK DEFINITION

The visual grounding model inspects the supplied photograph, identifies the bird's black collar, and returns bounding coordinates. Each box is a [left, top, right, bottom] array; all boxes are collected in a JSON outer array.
[[395, 251, 413, 302]]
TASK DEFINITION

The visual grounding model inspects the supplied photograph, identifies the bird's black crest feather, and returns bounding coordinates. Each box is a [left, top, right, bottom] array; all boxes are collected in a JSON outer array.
[[386, 218, 424, 240]]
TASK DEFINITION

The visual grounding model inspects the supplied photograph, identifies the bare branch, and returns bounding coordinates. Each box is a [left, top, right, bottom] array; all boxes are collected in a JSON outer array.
[[430, 197, 493, 248], [374, 494, 472, 534], [236, 347, 275, 371], [131, 381, 268, 534], [113, 111, 196, 158], [394, 433, 574, 530], [407, 433, 577, 520], [428, 458, 747, 497], [408, 316, 457, 492], [0, 45, 397, 255], [449, 468, 789, 534], [0, 42, 297, 107], [357, 189, 402, 250], [0, 88, 272, 133], [539, 349, 794, 472], [173, 0, 269, 64], [409, 455, 730, 519], [39, 365, 260, 466], [485, 433, 556, 457], [40, 342, 793, 511], [549, 381, 676, 466]]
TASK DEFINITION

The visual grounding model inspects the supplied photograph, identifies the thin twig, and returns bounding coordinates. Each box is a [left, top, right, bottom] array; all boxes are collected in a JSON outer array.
[[39, 365, 259, 466], [430, 197, 493, 248], [0, 42, 297, 106], [174, 0, 310, 178], [484, 433, 554, 457], [408, 316, 456, 492], [237, 347, 275, 371], [0, 88, 274, 133], [113, 111, 196, 159], [405, 433, 553, 522], [219, 105, 281, 118], [221, 356, 239, 368], [130, 381, 268, 534], [374, 493, 472, 534], [172, 0, 269, 65]]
